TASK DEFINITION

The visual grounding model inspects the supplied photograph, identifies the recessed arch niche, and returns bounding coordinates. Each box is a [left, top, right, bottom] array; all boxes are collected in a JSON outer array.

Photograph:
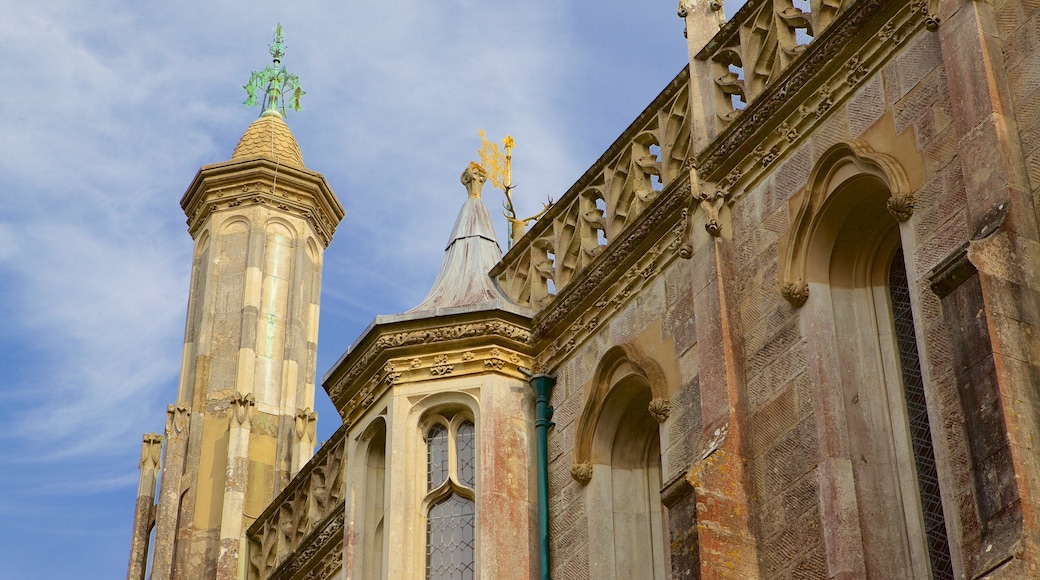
[[574, 344, 670, 580]]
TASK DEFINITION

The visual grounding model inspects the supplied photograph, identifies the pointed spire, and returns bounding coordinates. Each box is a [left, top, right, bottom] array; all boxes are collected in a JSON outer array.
[[409, 163, 511, 313]]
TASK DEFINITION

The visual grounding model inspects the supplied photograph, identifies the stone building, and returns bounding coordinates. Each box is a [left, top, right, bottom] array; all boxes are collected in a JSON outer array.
[[129, 0, 1040, 578]]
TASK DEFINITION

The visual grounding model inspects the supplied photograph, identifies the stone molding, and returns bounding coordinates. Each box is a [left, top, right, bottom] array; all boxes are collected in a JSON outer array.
[[571, 344, 671, 476], [323, 313, 534, 422], [927, 243, 974, 298], [779, 140, 914, 307], [181, 158, 344, 247]]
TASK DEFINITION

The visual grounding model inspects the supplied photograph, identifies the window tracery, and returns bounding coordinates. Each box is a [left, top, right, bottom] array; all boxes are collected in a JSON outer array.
[[423, 414, 477, 580]]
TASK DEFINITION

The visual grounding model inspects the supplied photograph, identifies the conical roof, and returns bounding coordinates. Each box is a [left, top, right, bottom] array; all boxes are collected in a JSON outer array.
[[231, 111, 305, 168], [409, 164, 511, 313]]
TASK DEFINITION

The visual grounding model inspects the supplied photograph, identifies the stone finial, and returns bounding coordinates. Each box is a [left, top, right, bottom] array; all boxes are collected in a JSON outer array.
[[461, 162, 489, 199], [571, 461, 593, 485], [648, 398, 671, 422]]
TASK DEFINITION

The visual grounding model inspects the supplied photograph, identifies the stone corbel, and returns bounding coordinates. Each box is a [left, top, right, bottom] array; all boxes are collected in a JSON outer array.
[[648, 398, 671, 422], [781, 279, 810, 308], [914, 0, 941, 30], [571, 461, 593, 485], [699, 185, 726, 237], [886, 193, 915, 222]]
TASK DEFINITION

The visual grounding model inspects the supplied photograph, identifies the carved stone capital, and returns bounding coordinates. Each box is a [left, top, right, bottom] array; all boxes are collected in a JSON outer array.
[[781, 279, 810, 307], [886, 193, 915, 222], [648, 398, 672, 422], [571, 461, 593, 485]]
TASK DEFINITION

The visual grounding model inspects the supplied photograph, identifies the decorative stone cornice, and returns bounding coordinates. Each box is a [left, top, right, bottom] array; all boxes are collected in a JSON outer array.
[[180, 158, 344, 247], [323, 310, 534, 421]]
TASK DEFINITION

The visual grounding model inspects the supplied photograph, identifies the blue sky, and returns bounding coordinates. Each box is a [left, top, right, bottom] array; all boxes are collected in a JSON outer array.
[[0, 1, 713, 577]]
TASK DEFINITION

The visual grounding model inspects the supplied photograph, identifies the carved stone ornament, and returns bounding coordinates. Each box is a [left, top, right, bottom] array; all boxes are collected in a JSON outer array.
[[168, 403, 191, 435], [229, 392, 255, 426], [294, 408, 316, 439], [914, 0, 941, 30], [571, 461, 593, 485], [648, 398, 672, 422], [886, 193, 915, 222], [781, 279, 810, 307], [699, 187, 726, 237]]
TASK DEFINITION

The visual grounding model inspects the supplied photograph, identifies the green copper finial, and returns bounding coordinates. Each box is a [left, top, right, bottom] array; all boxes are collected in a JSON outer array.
[[243, 23, 305, 117]]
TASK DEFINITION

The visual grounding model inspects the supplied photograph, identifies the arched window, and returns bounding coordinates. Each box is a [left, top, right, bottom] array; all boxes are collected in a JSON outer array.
[[424, 415, 476, 580], [783, 143, 954, 577]]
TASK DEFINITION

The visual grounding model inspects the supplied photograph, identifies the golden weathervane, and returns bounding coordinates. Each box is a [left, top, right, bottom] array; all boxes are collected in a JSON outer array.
[[477, 130, 552, 247]]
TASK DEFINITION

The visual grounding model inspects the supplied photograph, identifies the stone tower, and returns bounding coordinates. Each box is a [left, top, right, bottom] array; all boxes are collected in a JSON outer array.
[[128, 110, 344, 580]]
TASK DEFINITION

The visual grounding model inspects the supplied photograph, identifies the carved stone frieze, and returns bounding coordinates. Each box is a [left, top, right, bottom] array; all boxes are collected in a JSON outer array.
[[326, 319, 532, 404], [182, 169, 343, 247], [330, 342, 533, 422]]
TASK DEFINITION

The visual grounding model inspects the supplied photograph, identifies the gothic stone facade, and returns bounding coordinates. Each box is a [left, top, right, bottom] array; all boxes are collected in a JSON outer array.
[[133, 0, 1040, 578]]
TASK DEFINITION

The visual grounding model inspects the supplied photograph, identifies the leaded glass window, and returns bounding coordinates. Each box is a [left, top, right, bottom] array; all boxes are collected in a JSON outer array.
[[889, 248, 954, 579], [424, 415, 477, 579]]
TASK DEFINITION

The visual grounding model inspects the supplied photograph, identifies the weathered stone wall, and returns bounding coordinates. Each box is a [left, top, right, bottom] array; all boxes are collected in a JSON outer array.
[[546, 249, 702, 578]]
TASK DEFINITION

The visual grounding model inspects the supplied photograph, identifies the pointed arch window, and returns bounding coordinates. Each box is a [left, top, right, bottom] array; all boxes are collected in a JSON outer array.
[[424, 416, 476, 580]]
